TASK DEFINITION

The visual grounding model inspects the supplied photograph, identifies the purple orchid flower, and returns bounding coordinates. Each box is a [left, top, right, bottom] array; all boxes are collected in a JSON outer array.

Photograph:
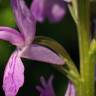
[[36, 75, 76, 96], [36, 75, 56, 96], [0, 0, 64, 96], [31, 0, 70, 23]]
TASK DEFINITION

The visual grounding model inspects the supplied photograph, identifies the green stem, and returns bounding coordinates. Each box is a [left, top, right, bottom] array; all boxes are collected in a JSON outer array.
[[75, 0, 95, 96]]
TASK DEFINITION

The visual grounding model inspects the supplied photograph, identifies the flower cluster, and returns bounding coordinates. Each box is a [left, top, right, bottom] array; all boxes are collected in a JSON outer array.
[[0, 0, 95, 96], [0, 0, 66, 95]]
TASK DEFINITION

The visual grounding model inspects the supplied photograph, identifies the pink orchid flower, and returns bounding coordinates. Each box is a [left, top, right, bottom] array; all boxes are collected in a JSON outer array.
[[0, 0, 64, 96], [36, 75, 76, 96], [31, 0, 71, 23]]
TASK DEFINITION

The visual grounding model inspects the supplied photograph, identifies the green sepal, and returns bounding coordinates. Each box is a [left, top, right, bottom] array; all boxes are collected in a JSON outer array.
[[89, 39, 96, 64], [68, 0, 78, 24], [34, 36, 80, 84]]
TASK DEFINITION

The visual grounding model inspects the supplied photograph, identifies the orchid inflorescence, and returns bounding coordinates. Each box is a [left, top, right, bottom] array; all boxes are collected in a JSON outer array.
[[0, 0, 96, 96]]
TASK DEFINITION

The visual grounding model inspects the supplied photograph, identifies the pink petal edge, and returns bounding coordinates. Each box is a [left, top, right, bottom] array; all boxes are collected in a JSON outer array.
[[0, 27, 24, 47], [21, 44, 64, 65]]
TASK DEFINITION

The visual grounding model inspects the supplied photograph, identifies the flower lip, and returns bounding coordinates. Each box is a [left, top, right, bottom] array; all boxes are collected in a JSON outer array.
[[3, 50, 24, 96]]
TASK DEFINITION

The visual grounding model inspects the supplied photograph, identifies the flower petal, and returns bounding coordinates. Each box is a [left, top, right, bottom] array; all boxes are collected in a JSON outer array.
[[36, 75, 55, 96], [21, 44, 64, 65], [11, 0, 36, 44], [31, 0, 66, 23], [65, 82, 76, 96], [0, 27, 24, 47], [3, 50, 24, 96], [50, 3, 65, 22], [31, 0, 45, 22], [47, 0, 66, 22]]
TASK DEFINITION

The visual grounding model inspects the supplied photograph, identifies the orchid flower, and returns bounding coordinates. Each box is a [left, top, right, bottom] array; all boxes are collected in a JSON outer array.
[[36, 75, 56, 96], [31, 0, 70, 23], [36, 75, 76, 96], [0, 0, 64, 96]]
